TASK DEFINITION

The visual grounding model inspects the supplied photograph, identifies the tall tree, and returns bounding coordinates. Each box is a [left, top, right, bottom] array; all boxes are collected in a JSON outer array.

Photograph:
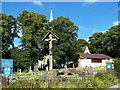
[[102, 24, 120, 57], [88, 24, 120, 58], [17, 10, 48, 68], [0, 13, 19, 58], [88, 32, 104, 54]]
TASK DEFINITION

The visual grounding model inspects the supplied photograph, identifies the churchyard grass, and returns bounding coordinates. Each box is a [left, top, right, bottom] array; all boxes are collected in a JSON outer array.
[[2, 67, 119, 89]]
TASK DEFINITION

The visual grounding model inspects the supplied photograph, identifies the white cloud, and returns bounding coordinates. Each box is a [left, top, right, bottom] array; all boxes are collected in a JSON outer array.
[[101, 21, 120, 33], [33, 0, 43, 6], [102, 21, 120, 33], [82, 0, 98, 6], [113, 21, 120, 26]]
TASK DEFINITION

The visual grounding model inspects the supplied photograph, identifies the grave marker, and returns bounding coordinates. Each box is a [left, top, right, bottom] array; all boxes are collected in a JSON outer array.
[[64, 64, 67, 71], [19, 69, 21, 74], [88, 66, 93, 74], [28, 66, 32, 73]]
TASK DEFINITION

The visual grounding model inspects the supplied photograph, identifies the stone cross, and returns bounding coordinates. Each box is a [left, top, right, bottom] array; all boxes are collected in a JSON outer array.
[[43, 31, 58, 70]]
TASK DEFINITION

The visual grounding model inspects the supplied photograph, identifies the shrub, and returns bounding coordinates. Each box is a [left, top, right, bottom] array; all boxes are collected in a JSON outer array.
[[114, 58, 120, 78], [94, 71, 107, 80]]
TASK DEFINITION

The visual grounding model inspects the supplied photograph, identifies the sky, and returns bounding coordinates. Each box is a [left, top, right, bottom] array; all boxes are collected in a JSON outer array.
[[2, 2, 119, 46]]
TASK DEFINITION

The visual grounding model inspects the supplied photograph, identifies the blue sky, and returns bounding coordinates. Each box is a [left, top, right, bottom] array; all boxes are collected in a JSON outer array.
[[2, 2, 118, 46]]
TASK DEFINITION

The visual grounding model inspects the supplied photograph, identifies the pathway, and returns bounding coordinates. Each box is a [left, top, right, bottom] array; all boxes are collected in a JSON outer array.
[[105, 83, 120, 90]]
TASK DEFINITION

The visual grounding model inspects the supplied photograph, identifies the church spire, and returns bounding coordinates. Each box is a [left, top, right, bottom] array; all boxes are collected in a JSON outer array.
[[49, 8, 53, 22], [84, 46, 91, 54]]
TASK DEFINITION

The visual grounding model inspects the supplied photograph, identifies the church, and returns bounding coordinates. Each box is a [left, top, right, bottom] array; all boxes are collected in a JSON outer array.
[[76, 46, 113, 68]]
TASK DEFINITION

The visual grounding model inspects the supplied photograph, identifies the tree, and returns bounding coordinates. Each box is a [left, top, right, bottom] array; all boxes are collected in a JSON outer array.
[[47, 16, 79, 64], [17, 10, 48, 69], [75, 39, 88, 53], [88, 32, 104, 54], [0, 13, 19, 58], [88, 24, 120, 58], [102, 25, 120, 57], [10, 47, 34, 71]]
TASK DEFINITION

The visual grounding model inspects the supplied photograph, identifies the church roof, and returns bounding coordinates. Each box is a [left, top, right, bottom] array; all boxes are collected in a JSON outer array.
[[77, 53, 112, 59]]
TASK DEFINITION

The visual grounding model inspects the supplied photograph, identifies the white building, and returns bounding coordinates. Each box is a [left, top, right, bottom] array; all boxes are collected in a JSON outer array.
[[77, 46, 113, 67]]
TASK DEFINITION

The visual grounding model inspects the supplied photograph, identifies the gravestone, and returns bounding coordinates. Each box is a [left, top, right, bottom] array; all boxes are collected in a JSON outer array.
[[88, 66, 93, 74], [77, 59, 83, 71], [28, 66, 32, 73], [64, 64, 67, 71], [34, 65, 38, 72], [19, 69, 21, 74]]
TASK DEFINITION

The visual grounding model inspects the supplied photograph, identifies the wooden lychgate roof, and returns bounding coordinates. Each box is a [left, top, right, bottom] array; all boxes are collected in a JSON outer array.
[[42, 31, 59, 41]]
